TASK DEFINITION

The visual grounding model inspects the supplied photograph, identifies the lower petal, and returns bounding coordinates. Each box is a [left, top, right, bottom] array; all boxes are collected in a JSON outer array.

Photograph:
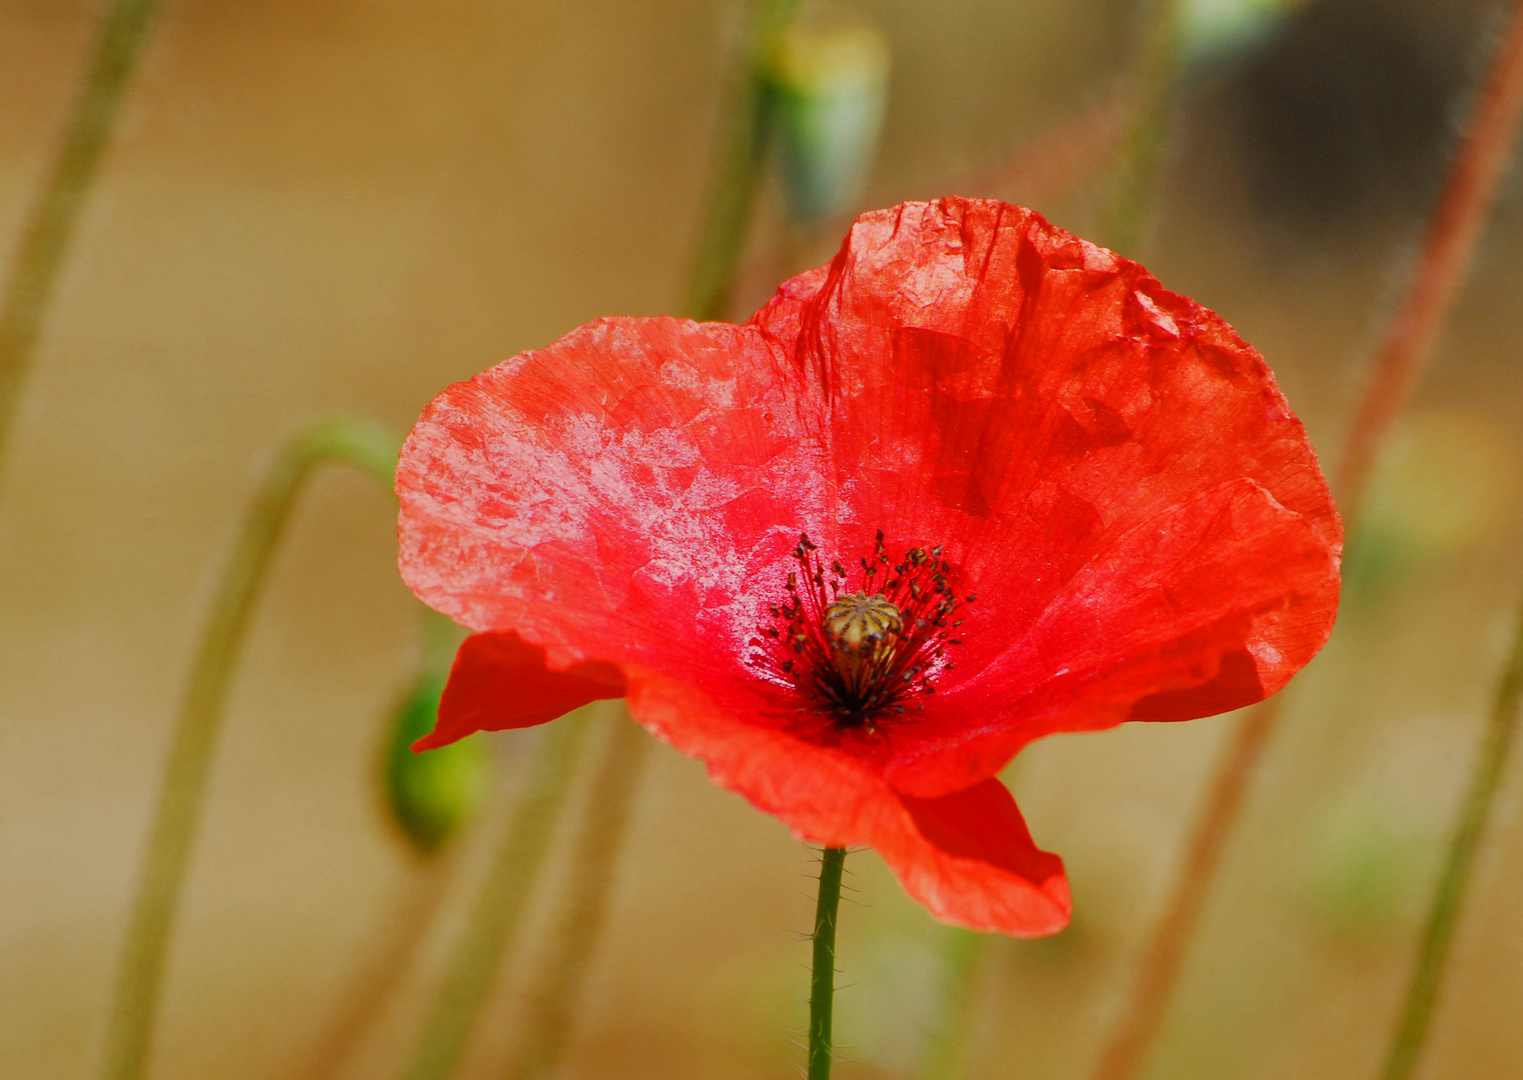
[[888, 779, 1070, 936], [415, 631, 626, 751], [624, 665, 1069, 936]]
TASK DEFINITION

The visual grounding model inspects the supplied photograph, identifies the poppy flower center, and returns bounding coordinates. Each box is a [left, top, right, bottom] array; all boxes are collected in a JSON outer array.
[[751, 531, 971, 732]]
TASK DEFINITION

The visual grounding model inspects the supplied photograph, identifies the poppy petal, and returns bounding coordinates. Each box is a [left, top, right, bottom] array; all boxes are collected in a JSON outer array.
[[746, 199, 1341, 792], [877, 475, 1339, 795], [396, 315, 816, 678], [625, 665, 1069, 936], [892, 779, 1069, 935], [414, 631, 626, 751]]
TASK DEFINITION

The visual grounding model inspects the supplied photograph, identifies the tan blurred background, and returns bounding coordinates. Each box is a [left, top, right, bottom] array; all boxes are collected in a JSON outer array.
[[4, 0, 1523, 1077]]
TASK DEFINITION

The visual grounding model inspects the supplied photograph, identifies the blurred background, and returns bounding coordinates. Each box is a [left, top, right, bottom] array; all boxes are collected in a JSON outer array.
[[3, 0, 1523, 1077]]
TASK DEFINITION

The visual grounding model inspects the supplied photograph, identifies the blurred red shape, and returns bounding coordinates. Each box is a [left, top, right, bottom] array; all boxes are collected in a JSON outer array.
[[396, 198, 1341, 936]]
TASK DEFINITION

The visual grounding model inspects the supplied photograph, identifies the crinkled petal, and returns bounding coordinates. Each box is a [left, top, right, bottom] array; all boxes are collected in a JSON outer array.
[[747, 198, 1341, 792], [414, 631, 625, 751], [397, 315, 820, 682], [877, 475, 1338, 795]]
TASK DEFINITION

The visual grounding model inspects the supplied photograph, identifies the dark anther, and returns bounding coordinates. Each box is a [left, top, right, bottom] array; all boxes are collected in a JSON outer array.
[[756, 528, 969, 733]]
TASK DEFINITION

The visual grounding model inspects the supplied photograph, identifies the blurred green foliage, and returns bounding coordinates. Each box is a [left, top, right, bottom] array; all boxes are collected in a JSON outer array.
[[765, 10, 889, 228]]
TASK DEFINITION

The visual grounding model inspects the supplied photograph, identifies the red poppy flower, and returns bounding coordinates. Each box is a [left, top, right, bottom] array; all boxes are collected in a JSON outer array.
[[397, 198, 1341, 937]]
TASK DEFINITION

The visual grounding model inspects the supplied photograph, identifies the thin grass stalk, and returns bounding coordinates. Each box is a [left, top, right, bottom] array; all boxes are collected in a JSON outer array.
[[0, 0, 165, 470], [1089, 4, 1523, 1077], [1378, 585, 1523, 1078], [501, 712, 652, 1080], [489, 0, 810, 1053], [1098, 0, 1182, 257], [100, 417, 400, 1080], [397, 712, 597, 1080], [730, 88, 1128, 308], [686, 0, 802, 321]]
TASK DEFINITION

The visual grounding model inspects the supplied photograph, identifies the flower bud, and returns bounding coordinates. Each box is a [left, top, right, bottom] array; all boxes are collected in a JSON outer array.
[[383, 674, 494, 854], [765, 12, 890, 229], [1180, 0, 1306, 69]]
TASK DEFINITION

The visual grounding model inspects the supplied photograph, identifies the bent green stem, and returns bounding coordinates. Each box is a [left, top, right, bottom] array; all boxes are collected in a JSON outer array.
[[1098, 0, 1182, 257], [686, 0, 801, 320], [502, 711, 652, 1080], [101, 417, 400, 1080], [808, 847, 847, 1080], [0, 0, 166, 473], [1378, 595, 1523, 1077], [398, 711, 597, 1080]]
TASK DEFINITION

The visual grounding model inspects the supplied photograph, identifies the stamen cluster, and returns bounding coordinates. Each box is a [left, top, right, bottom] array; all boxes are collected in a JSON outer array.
[[750, 530, 971, 731]]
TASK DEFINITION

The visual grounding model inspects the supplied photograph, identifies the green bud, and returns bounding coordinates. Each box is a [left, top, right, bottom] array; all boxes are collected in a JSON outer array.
[[1180, 0, 1307, 69], [765, 12, 890, 229], [383, 674, 494, 854]]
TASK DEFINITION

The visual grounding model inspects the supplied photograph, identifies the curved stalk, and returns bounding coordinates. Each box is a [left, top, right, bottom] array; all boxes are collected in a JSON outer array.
[[100, 418, 400, 1080], [0, 0, 166, 471], [1090, 4, 1523, 1077], [398, 6, 802, 1072]]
